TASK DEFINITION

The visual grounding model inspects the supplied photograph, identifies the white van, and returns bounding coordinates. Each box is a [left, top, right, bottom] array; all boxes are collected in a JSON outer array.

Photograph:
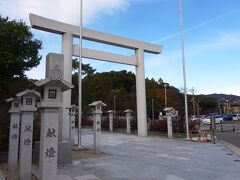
[[233, 114, 240, 121]]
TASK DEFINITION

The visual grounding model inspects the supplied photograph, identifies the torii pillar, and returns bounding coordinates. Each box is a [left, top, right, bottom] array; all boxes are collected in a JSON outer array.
[[135, 49, 147, 136], [60, 33, 73, 141]]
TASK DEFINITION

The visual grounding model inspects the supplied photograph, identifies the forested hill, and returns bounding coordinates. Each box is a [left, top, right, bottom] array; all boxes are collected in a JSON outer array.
[[70, 70, 219, 117], [71, 70, 186, 116]]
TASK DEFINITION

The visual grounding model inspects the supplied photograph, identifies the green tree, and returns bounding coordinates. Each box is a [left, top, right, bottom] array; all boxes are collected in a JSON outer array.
[[80, 70, 136, 113], [0, 16, 42, 151], [72, 58, 96, 76], [0, 16, 42, 84], [198, 95, 218, 114]]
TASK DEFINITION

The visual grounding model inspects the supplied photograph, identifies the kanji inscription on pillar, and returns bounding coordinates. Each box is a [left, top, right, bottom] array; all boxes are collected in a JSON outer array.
[[45, 147, 56, 158], [46, 128, 56, 137]]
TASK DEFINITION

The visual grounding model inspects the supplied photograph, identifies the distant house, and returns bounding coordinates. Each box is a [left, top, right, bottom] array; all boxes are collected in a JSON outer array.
[[230, 102, 240, 113]]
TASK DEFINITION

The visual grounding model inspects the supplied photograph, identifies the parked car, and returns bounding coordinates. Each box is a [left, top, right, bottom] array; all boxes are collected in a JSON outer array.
[[193, 115, 207, 123], [202, 115, 224, 125], [222, 114, 233, 121], [233, 114, 240, 121], [190, 115, 201, 121]]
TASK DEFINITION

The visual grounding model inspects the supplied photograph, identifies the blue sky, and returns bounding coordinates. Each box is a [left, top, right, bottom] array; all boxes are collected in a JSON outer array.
[[1, 0, 240, 95]]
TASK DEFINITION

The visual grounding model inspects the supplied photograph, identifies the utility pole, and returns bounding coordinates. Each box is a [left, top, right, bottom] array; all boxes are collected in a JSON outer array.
[[196, 101, 200, 115], [179, 0, 189, 139]]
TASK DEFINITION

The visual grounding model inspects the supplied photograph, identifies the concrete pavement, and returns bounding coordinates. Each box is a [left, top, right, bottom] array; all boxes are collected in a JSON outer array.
[[220, 141, 240, 159], [55, 129, 240, 180]]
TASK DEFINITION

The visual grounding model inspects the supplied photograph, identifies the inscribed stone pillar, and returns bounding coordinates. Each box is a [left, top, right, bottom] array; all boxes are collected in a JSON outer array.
[[6, 98, 21, 170], [167, 115, 173, 139], [19, 113, 34, 180], [135, 48, 147, 137], [89, 101, 106, 154], [39, 108, 59, 180], [108, 110, 114, 133], [66, 105, 78, 145], [44, 53, 72, 164], [45, 53, 64, 141], [124, 109, 133, 134], [17, 89, 40, 180], [36, 54, 74, 180], [164, 107, 174, 139]]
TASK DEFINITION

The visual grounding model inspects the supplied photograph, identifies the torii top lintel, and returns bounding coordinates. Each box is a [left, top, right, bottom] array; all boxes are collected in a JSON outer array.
[[29, 14, 162, 54]]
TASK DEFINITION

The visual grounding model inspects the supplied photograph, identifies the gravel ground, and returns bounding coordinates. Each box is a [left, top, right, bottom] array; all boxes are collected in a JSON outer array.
[[0, 164, 37, 180], [72, 149, 107, 160]]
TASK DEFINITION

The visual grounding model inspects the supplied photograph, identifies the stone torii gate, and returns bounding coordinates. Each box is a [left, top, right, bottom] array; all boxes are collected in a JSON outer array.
[[29, 14, 162, 138]]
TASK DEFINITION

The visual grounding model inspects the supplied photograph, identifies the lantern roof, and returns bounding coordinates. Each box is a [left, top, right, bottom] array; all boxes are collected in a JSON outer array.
[[16, 89, 40, 98], [124, 109, 133, 113], [163, 107, 174, 111], [66, 104, 79, 109], [6, 97, 20, 102], [88, 101, 106, 107], [35, 77, 74, 91]]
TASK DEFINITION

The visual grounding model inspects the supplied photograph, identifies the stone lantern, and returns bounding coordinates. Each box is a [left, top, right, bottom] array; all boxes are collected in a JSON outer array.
[[35, 56, 74, 180], [124, 109, 133, 134], [66, 105, 78, 145], [164, 107, 176, 139], [6, 97, 21, 170], [107, 110, 114, 133], [89, 101, 106, 154], [16, 89, 40, 180]]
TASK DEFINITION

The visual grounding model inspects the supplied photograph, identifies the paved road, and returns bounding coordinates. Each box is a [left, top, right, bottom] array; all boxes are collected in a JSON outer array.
[[200, 123, 240, 148], [215, 132, 240, 148], [201, 123, 240, 132], [55, 129, 240, 180]]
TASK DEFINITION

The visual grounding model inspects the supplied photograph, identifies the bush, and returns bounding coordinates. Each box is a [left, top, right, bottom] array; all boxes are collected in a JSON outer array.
[[149, 120, 167, 132]]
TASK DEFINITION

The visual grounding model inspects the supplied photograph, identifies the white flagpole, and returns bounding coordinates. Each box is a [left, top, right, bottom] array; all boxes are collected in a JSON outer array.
[[179, 0, 189, 139], [78, 0, 83, 147]]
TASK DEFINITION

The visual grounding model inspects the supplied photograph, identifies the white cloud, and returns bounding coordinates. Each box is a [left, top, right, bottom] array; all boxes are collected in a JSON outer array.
[[0, 0, 130, 25], [222, 87, 240, 96], [191, 32, 240, 50], [145, 48, 181, 69]]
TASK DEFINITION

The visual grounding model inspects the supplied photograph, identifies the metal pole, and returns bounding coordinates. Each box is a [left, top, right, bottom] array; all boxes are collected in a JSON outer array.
[[211, 114, 215, 144], [179, 0, 189, 139], [152, 99, 154, 121], [227, 100, 230, 113], [164, 86, 167, 108], [113, 95, 116, 119], [78, 0, 83, 147], [192, 88, 195, 116]]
